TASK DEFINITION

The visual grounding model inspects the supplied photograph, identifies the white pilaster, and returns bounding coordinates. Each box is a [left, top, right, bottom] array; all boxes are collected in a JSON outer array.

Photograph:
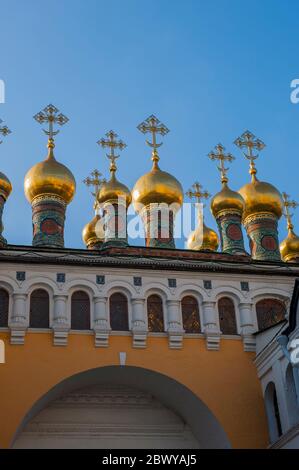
[[10, 293, 27, 345], [52, 295, 69, 346], [93, 296, 110, 347], [131, 298, 147, 349], [202, 301, 221, 351], [239, 302, 256, 352], [166, 300, 184, 349]]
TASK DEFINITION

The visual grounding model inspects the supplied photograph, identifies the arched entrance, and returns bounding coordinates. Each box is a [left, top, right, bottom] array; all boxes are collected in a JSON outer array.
[[12, 366, 230, 449]]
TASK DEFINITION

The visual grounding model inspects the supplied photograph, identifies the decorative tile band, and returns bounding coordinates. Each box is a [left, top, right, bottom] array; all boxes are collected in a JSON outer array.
[[31, 195, 66, 248], [141, 206, 176, 249], [244, 212, 281, 261], [216, 211, 246, 255]]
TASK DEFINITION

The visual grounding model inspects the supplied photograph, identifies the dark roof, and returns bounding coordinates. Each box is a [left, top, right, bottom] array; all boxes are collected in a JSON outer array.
[[0, 244, 299, 277]]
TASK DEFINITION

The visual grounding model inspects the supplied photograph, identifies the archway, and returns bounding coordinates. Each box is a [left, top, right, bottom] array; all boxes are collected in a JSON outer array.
[[12, 366, 230, 449]]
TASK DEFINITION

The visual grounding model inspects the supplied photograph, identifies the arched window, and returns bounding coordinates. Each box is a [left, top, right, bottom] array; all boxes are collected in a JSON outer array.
[[181, 296, 201, 333], [147, 294, 164, 332], [218, 297, 238, 335], [264, 382, 282, 443], [256, 299, 286, 331], [109, 293, 129, 331], [30, 289, 49, 328], [286, 364, 299, 426], [71, 291, 90, 330], [0, 288, 9, 327]]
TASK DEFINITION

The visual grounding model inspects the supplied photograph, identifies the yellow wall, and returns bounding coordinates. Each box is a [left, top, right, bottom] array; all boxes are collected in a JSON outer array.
[[0, 332, 268, 449]]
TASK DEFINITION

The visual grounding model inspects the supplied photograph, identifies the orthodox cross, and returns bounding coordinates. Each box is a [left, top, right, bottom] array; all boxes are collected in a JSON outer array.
[[0, 119, 11, 145], [282, 192, 298, 230], [97, 130, 126, 173], [208, 143, 235, 184], [234, 130, 265, 175], [33, 104, 69, 140], [137, 115, 169, 163], [186, 182, 210, 207], [83, 169, 105, 212]]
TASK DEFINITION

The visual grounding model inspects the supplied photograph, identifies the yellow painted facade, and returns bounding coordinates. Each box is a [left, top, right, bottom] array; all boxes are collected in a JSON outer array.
[[0, 332, 268, 449]]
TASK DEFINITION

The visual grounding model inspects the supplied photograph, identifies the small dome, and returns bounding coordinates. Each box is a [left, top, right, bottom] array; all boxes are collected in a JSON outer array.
[[0, 171, 12, 200], [24, 141, 75, 204], [211, 182, 245, 217], [280, 229, 299, 263], [239, 176, 283, 220], [97, 173, 131, 207], [82, 214, 104, 249], [132, 161, 183, 211], [187, 221, 219, 252]]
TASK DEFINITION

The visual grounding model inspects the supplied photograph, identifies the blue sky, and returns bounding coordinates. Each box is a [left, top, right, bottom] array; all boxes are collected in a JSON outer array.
[[0, 0, 299, 249]]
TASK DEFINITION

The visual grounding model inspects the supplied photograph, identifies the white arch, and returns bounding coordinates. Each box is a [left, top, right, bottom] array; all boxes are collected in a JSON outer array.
[[22, 276, 58, 295], [0, 276, 19, 293], [105, 280, 135, 299], [142, 282, 170, 301], [66, 279, 98, 297], [177, 284, 207, 302], [11, 365, 231, 449], [212, 285, 246, 304], [251, 287, 291, 304]]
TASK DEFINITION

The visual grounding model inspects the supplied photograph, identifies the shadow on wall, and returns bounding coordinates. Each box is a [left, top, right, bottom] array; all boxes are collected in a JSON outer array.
[[12, 365, 231, 449]]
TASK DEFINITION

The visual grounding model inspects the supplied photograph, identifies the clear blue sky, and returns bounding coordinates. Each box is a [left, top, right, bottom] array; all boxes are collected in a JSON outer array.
[[1, 0, 299, 249]]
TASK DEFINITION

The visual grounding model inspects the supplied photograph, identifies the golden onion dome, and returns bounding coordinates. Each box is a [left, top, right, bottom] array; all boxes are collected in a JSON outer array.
[[280, 228, 299, 263], [82, 213, 104, 249], [239, 169, 283, 220], [211, 182, 245, 217], [0, 171, 12, 200], [97, 172, 131, 207], [187, 220, 219, 252], [24, 139, 76, 204], [132, 158, 183, 211]]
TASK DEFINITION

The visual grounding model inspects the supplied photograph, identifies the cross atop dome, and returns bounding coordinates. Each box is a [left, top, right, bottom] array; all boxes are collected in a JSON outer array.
[[186, 182, 210, 206], [34, 104, 69, 142], [208, 143, 235, 184], [137, 115, 169, 164], [97, 131, 126, 174], [0, 119, 11, 145], [234, 130, 265, 178], [83, 169, 105, 212], [282, 192, 298, 231]]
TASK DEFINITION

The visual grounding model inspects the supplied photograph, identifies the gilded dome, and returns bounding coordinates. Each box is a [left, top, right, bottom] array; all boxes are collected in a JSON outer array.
[[187, 221, 219, 252], [239, 175, 283, 220], [24, 141, 76, 204], [132, 161, 183, 211], [280, 229, 299, 263], [211, 182, 245, 217], [97, 173, 131, 207], [82, 213, 104, 249], [0, 171, 12, 200]]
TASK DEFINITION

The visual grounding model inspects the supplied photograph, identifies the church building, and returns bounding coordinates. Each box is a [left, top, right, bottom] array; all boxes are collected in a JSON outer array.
[[0, 106, 299, 449]]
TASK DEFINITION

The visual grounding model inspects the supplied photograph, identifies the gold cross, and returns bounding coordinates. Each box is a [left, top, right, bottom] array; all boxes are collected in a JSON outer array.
[[34, 104, 69, 140], [186, 182, 210, 206], [234, 130, 265, 175], [208, 143, 235, 183], [83, 169, 105, 211], [282, 192, 298, 230], [97, 130, 126, 172], [0, 119, 11, 145], [137, 115, 169, 161]]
